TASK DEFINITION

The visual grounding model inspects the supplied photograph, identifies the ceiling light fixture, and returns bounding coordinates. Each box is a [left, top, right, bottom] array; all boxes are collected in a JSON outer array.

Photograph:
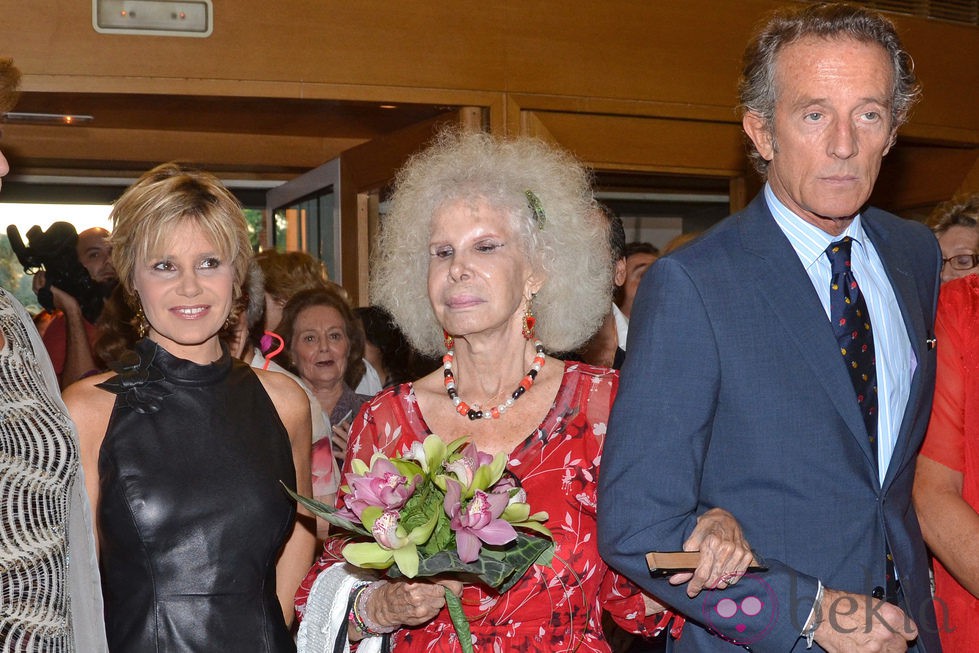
[[2, 112, 95, 125], [93, 0, 213, 38]]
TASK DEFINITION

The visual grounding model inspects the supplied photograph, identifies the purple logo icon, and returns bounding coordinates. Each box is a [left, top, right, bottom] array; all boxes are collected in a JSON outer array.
[[702, 573, 778, 645]]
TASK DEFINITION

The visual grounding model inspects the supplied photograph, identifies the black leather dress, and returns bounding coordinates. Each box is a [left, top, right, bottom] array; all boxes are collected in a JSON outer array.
[[97, 339, 297, 652]]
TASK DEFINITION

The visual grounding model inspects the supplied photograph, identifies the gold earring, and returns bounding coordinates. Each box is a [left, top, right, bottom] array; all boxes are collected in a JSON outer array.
[[135, 303, 149, 339], [521, 301, 536, 340]]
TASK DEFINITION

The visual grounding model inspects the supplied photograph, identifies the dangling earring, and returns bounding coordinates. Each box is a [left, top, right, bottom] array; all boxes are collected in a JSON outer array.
[[521, 301, 536, 340], [134, 302, 149, 339], [443, 329, 454, 351]]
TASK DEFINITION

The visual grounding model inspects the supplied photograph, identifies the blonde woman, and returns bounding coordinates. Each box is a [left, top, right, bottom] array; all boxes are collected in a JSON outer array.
[[64, 163, 315, 651]]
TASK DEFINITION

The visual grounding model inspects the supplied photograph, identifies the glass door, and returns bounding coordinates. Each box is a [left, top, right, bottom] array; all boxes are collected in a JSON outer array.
[[265, 157, 342, 282]]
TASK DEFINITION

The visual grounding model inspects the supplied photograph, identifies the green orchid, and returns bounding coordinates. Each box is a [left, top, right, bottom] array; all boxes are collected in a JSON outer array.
[[343, 503, 440, 578]]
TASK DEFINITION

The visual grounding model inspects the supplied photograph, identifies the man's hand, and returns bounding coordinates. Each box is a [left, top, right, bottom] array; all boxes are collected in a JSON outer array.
[[814, 588, 917, 652], [32, 271, 81, 316], [50, 284, 82, 316]]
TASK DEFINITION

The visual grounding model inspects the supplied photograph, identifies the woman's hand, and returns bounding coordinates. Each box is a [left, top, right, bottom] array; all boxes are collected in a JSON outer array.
[[331, 419, 352, 460], [669, 507, 755, 598], [366, 579, 464, 630], [642, 592, 666, 616]]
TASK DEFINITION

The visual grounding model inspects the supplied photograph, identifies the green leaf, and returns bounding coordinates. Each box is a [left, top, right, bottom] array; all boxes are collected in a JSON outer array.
[[444, 590, 473, 653], [384, 532, 553, 592], [400, 479, 444, 534], [494, 535, 554, 594], [406, 503, 440, 544], [535, 544, 554, 569], [423, 510, 453, 556], [281, 483, 370, 537]]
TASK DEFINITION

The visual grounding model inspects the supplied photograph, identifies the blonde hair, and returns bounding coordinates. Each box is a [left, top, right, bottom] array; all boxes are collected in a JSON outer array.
[[255, 250, 330, 303], [928, 193, 979, 237], [371, 129, 612, 357], [0, 58, 20, 114], [110, 162, 252, 309]]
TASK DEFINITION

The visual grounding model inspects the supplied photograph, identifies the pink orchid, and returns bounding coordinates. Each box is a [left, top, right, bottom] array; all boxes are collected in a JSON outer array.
[[343, 458, 419, 519], [491, 474, 527, 505], [371, 509, 406, 550], [444, 478, 517, 562], [445, 441, 496, 488]]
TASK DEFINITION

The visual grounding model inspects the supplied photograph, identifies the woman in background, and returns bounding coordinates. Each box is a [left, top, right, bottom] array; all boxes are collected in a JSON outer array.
[[929, 193, 979, 284], [64, 162, 315, 651], [257, 250, 383, 398], [277, 286, 371, 470]]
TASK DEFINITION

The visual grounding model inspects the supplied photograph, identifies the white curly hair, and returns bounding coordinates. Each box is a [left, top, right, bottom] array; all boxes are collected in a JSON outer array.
[[370, 128, 613, 357]]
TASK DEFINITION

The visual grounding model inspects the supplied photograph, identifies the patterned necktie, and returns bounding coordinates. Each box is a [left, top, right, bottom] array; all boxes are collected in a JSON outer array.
[[826, 237, 878, 447]]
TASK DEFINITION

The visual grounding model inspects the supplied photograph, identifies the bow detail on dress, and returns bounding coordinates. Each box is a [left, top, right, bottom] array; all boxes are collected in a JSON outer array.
[[97, 344, 172, 414]]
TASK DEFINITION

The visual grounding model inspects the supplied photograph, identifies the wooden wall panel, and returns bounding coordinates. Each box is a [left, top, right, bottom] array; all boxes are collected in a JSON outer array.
[[873, 145, 979, 210], [3, 1, 974, 139], [1, 125, 363, 174], [2, 1, 508, 93], [526, 111, 747, 177], [0, 0, 975, 216]]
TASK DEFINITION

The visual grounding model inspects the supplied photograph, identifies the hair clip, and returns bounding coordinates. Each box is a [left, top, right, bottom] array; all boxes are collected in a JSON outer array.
[[259, 330, 285, 370], [525, 190, 546, 230]]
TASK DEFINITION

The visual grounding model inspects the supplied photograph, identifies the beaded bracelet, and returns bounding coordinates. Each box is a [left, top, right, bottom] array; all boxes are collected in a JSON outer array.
[[351, 581, 397, 636]]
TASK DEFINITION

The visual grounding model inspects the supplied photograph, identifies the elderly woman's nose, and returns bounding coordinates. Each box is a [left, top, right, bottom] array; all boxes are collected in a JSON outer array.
[[448, 252, 471, 280]]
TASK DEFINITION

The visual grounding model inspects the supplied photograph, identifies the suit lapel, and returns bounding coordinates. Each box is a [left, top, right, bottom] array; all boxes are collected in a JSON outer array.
[[737, 196, 878, 475], [863, 214, 928, 490]]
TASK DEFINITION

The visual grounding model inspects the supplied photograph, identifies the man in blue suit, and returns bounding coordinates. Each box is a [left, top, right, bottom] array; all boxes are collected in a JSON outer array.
[[598, 4, 942, 652]]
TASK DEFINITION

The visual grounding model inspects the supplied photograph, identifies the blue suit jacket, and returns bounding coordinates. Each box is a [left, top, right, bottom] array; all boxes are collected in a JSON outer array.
[[597, 193, 942, 652]]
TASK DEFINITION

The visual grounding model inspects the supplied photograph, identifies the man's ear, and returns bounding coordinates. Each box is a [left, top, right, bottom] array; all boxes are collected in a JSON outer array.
[[742, 111, 775, 162], [883, 127, 897, 157], [613, 258, 627, 288]]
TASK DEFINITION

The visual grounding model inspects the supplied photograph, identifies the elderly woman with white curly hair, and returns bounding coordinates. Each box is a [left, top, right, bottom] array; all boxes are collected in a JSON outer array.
[[294, 129, 754, 652]]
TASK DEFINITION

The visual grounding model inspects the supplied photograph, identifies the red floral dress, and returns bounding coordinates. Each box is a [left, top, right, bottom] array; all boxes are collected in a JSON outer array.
[[295, 361, 666, 652]]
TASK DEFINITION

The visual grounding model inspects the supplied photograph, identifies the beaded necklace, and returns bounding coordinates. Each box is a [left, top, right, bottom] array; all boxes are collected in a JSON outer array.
[[443, 339, 546, 420]]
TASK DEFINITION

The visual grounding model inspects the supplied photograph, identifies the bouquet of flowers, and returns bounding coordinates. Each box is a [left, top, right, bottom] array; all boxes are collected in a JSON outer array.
[[288, 434, 553, 653]]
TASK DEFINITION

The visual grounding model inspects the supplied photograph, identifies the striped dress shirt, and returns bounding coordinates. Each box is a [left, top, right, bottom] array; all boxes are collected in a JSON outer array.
[[765, 184, 912, 484]]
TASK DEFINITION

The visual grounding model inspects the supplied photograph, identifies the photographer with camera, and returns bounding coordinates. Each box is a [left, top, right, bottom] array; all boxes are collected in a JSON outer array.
[[28, 225, 118, 387]]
